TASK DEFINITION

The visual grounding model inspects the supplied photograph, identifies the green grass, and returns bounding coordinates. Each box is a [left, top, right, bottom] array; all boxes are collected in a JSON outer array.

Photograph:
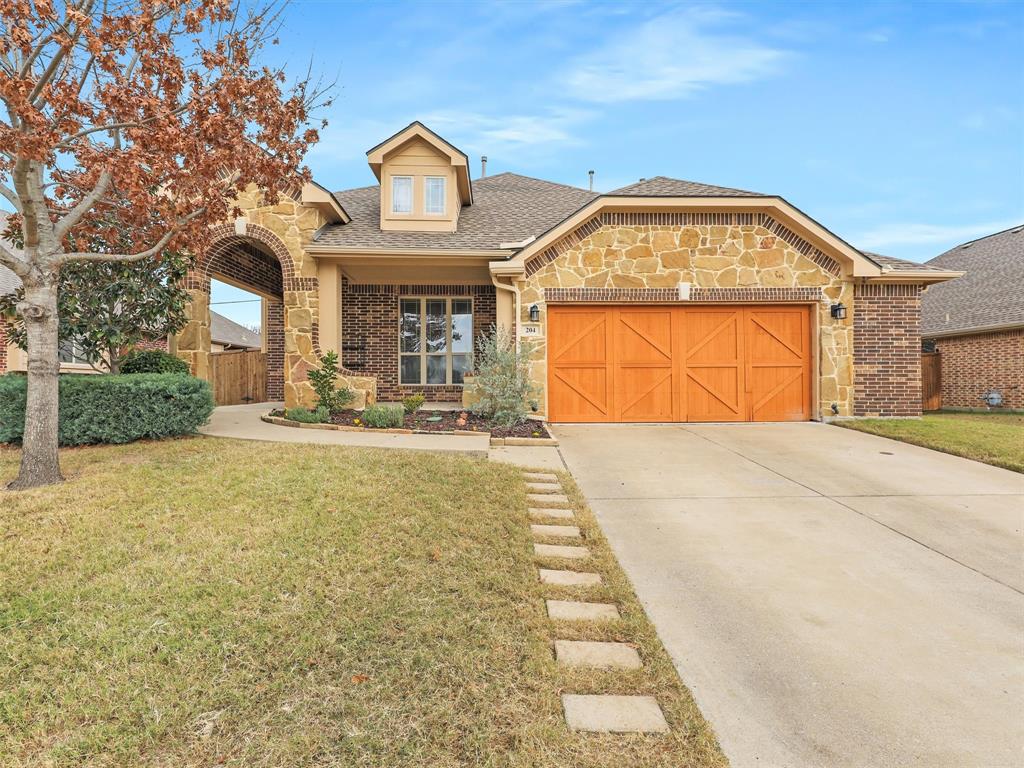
[[0, 438, 725, 768], [838, 411, 1024, 472]]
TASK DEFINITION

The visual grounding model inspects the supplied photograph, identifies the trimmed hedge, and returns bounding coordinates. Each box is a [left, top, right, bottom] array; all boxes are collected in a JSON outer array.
[[121, 349, 190, 375], [0, 373, 214, 446]]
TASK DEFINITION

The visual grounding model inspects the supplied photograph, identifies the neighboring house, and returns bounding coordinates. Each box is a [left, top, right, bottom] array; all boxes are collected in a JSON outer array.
[[210, 311, 261, 352], [920, 226, 1024, 410], [4, 122, 963, 420]]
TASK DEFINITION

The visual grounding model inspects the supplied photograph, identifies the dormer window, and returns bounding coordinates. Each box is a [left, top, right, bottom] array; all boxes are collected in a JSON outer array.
[[391, 176, 412, 214], [424, 176, 446, 215]]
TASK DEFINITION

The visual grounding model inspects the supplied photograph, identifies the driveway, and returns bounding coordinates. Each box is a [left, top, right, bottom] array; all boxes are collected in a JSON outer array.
[[554, 422, 1024, 768]]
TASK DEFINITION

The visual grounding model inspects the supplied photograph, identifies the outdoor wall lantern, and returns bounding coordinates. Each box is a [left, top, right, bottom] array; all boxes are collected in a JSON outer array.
[[529, 304, 540, 322], [830, 302, 847, 320]]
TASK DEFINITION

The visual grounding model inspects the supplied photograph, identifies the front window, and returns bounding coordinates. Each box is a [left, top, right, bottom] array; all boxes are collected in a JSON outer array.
[[58, 338, 91, 365], [399, 297, 473, 385], [391, 176, 412, 214], [424, 176, 446, 215]]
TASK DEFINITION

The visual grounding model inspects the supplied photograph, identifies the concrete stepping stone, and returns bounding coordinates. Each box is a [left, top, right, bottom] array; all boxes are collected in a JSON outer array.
[[529, 507, 574, 520], [527, 493, 570, 506], [526, 482, 562, 493], [546, 599, 619, 621], [555, 640, 642, 670], [523, 472, 559, 483], [562, 694, 669, 733], [534, 543, 590, 560], [539, 568, 602, 586], [531, 524, 581, 539]]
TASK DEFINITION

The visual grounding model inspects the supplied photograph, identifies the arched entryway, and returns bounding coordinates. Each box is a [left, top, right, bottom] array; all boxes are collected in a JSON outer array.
[[175, 221, 295, 403]]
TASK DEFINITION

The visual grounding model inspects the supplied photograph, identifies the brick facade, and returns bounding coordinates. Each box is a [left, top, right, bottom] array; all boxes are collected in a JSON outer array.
[[853, 283, 922, 417], [265, 302, 285, 400], [932, 329, 1024, 409], [0, 316, 8, 374], [341, 281, 496, 402]]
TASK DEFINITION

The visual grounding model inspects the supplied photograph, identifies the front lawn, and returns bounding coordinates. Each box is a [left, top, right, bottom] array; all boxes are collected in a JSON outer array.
[[838, 411, 1024, 472], [0, 438, 724, 767]]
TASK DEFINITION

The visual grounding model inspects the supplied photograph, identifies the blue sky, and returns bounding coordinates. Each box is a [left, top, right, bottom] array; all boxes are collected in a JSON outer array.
[[14, 2, 1024, 327]]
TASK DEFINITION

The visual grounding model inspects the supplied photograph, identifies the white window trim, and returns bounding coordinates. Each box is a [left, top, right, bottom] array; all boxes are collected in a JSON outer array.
[[398, 296, 473, 386], [424, 176, 446, 216], [390, 175, 413, 215]]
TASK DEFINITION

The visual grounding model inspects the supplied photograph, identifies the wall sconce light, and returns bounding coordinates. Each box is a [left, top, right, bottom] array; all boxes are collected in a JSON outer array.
[[529, 304, 540, 322], [830, 302, 847, 320]]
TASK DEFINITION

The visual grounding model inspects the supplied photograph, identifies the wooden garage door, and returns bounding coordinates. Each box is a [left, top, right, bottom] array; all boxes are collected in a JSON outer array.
[[548, 305, 811, 423]]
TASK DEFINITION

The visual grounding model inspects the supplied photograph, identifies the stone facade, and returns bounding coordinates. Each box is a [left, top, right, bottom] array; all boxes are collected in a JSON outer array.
[[933, 328, 1024, 410], [517, 218, 855, 418], [853, 284, 922, 417], [341, 281, 496, 402], [174, 186, 374, 408]]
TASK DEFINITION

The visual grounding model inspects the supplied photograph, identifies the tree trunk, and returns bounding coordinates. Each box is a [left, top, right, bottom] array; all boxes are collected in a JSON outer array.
[[9, 282, 64, 489]]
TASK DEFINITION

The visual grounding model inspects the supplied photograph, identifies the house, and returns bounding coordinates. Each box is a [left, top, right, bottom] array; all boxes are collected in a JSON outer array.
[[3, 122, 963, 420], [209, 312, 261, 352], [920, 226, 1024, 410]]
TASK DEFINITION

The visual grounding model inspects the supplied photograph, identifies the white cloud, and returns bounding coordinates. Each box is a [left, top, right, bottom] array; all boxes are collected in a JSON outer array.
[[420, 109, 592, 153], [855, 219, 1023, 250], [864, 28, 892, 44], [562, 6, 790, 103]]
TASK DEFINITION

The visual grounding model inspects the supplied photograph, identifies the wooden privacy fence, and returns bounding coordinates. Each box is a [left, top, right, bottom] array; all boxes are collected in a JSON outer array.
[[921, 352, 941, 411], [210, 349, 267, 405]]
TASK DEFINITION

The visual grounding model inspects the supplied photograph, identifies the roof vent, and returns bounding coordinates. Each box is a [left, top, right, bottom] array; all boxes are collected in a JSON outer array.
[[638, 177, 646, 182], [481, 156, 488, 178], [1012, 226, 1023, 234], [588, 170, 595, 192]]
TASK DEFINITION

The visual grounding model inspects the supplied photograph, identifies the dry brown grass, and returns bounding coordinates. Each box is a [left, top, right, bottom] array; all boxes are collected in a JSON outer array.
[[0, 437, 725, 767]]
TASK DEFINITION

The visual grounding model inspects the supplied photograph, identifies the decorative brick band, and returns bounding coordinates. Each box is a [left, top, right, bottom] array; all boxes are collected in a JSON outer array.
[[521, 210, 842, 277], [345, 283, 494, 296], [284, 277, 319, 292], [853, 283, 922, 297], [543, 287, 825, 304]]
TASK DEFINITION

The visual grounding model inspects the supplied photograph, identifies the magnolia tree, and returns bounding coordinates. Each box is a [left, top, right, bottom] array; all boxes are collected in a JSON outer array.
[[0, 0, 328, 489]]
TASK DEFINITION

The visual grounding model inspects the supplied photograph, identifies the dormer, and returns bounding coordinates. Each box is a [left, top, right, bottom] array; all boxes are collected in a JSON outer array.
[[367, 122, 473, 233]]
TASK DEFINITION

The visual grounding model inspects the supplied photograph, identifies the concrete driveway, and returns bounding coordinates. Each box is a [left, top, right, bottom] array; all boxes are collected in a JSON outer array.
[[554, 422, 1024, 768]]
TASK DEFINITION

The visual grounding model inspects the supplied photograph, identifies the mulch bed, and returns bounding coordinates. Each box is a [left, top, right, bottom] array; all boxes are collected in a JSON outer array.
[[331, 409, 552, 439]]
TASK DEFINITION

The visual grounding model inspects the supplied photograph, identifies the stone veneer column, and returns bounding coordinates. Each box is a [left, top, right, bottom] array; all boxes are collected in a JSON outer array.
[[174, 284, 211, 381]]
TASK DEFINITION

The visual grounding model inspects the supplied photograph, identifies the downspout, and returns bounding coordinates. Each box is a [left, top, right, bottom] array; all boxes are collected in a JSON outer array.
[[490, 272, 520, 351]]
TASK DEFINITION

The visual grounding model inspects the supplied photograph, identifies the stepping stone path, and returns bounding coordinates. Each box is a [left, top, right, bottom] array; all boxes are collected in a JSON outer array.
[[547, 599, 620, 622], [534, 543, 589, 559], [530, 524, 581, 539], [562, 694, 670, 733], [555, 640, 642, 670], [522, 468, 670, 735], [528, 507, 574, 520], [539, 568, 602, 586]]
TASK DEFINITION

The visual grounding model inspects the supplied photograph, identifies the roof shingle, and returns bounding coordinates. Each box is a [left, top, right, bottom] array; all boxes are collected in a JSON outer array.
[[920, 225, 1024, 336], [609, 175, 761, 197], [315, 172, 597, 251]]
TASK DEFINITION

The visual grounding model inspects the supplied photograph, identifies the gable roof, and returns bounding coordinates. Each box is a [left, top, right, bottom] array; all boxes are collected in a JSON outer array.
[[313, 172, 597, 252], [920, 225, 1024, 337], [210, 310, 261, 349], [861, 251, 956, 275], [611, 175, 760, 197]]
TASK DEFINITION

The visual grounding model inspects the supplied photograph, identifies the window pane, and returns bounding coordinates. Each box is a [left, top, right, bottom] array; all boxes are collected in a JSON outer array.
[[451, 299, 473, 352], [400, 299, 421, 353], [392, 176, 412, 214], [400, 355, 421, 384], [452, 354, 471, 385], [426, 355, 447, 384], [425, 176, 445, 214], [426, 299, 447, 353]]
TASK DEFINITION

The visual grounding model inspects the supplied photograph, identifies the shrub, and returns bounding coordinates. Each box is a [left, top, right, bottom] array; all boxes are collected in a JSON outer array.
[[471, 325, 537, 427], [284, 406, 329, 424], [306, 351, 354, 413], [361, 404, 404, 429], [0, 373, 213, 446], [121, 348, 190, 375], [402, 393, 425, 415]]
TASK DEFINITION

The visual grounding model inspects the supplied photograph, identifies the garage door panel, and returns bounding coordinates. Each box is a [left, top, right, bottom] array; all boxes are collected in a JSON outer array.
[[547, 304, 811, 423]]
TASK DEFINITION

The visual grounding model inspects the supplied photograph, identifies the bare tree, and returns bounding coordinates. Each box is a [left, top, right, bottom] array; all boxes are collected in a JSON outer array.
[[0, 0, 329, 488]]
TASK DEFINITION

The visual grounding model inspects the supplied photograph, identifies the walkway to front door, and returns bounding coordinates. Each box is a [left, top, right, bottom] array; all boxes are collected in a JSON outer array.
[[547, 304, 811, 423]]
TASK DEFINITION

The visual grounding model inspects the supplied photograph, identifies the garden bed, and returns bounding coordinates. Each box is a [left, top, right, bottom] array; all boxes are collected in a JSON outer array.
[[265, 408, 556, 444]]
